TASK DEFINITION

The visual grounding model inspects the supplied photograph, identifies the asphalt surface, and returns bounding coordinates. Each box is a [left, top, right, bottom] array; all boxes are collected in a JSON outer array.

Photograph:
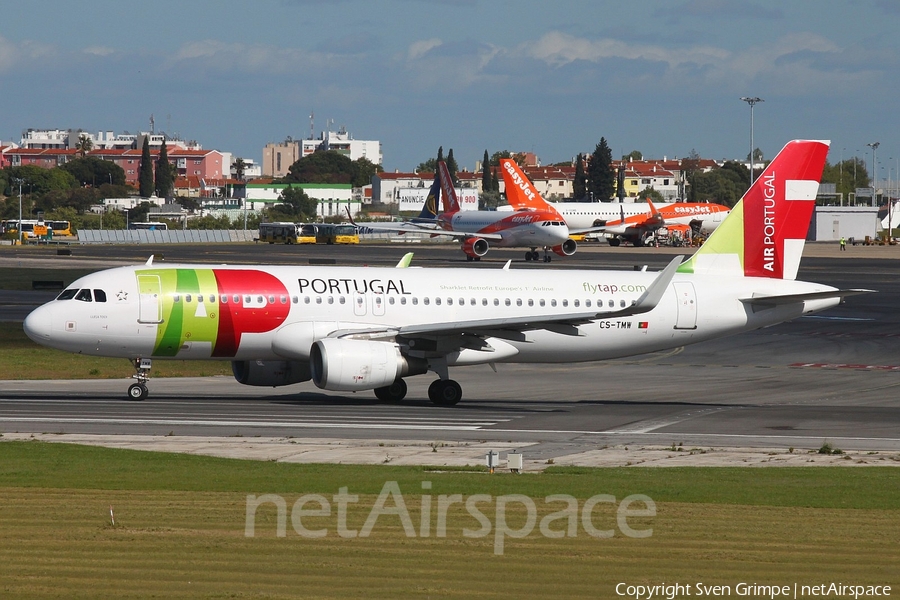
[[1, 241, 899, 459]]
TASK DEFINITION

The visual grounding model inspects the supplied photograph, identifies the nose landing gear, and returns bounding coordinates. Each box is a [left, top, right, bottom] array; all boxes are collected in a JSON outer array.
[[127, 358, 152, 401]]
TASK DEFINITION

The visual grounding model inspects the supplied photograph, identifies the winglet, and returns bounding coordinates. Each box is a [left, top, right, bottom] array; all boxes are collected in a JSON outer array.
[[395, 252, 414, 268], [145, 255, 154, 266], [599, 255, 683, 319], [502, 260, 512, 270]]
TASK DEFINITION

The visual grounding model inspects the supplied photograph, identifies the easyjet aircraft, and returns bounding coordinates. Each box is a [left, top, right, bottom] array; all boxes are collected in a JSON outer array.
[[352, 161, 572, 261], [24, 140, 869, 406], [587, 197, 731, 246], [500, 160, 730, 247]]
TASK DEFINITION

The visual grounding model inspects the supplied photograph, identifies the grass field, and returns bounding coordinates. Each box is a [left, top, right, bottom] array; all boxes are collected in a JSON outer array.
[[0, 322, 233, 380], [1, 441, 898, 598]]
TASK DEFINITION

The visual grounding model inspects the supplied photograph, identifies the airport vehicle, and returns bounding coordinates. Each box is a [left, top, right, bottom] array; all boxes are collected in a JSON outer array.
[[353, 161, 572, 261], [259, 222, 303, 244], [316, 223, 360, 245], [128, 222, 169, 231], [1, 219, 72, 239], [23, 140, 869, 406]]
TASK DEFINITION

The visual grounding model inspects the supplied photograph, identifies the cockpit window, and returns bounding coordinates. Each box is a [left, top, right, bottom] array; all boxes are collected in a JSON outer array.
[[93, 289, 107, 302], [74, 289, 93, 302], [57, 289, 78, 300]]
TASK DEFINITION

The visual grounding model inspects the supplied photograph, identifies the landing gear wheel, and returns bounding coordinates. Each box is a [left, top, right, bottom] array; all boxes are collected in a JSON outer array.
[[466, 255, 474, 262], [374, 379, 408, 402], [428, 379, 463, 406], [128, 383, 148, 401], [525, 251, 533, 261]]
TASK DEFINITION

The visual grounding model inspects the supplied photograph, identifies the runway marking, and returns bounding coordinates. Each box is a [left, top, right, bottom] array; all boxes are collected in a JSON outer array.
[[790, 362, 900, 371], [603, 407, 731, 434], [0, 416, 506, 431]]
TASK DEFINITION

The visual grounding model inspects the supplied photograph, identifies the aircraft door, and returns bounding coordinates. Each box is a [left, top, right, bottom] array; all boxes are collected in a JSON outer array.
[[137, 275, 163, 324], [673, 282, 697, 330]]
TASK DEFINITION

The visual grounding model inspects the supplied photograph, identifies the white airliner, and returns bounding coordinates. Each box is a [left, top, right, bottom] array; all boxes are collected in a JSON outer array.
[[353, 161, 572, 261], [24, 140, 869, 406]]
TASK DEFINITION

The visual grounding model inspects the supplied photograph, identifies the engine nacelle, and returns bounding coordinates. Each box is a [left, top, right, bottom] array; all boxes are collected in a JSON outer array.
[[552, 238, 577, 256], [461, 237, 490, 258], [232, 360, 311, 387], [310, 338, 427, 391]]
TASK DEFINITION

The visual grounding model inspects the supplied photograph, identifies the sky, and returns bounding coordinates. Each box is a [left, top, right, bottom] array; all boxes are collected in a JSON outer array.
[[2, 0, 900, 180]]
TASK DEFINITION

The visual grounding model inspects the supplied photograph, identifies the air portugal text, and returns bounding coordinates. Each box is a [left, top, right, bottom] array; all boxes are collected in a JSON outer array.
[[763, 171, 777, 272], [298, 277, 411, 295]]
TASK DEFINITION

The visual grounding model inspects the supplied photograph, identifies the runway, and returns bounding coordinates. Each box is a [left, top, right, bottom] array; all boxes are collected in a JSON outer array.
[[1, 242, 899, 463]]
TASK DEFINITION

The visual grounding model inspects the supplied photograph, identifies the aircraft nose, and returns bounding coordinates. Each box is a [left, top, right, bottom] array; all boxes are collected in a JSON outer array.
[[23, 305, 53, 344]]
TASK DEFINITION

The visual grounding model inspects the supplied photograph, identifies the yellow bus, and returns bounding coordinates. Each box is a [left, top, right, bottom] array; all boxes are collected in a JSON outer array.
[[258, 222, 301, 244], [297, 224, 318, 244], [1, 219, 70, 239], [316, 223, 360, 245]]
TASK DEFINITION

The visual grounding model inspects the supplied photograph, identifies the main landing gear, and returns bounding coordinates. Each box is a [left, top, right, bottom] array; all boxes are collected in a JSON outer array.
[[524, 247, 552, 262], [127, 358, 152, 401], [373, 377, 463, 406], [428, 379, 462, 406]]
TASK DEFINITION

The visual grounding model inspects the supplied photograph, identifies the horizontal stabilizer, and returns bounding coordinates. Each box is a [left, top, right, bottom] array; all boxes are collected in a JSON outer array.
[[740, 288, 875, 307]]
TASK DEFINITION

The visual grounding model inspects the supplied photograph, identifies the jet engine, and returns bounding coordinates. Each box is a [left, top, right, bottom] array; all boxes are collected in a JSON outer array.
[[552, 238, 577, 256], [232, 360, 312, 387], [461, 237, 490, 258], [310, 338, 427, 391]]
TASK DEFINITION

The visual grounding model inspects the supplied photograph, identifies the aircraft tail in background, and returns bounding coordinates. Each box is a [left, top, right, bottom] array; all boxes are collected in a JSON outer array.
[[500, 159, 561, 215], [438, 161, 462, 214], [677, 140, 830, 280], [415, 171, 441, 220]]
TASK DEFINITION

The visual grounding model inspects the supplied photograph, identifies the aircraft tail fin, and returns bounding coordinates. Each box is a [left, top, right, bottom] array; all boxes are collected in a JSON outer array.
[[677, 139, 829, 280], [417, 171, 441, 219], [500, 159, 559, 214], [438, 161, 461, 214]]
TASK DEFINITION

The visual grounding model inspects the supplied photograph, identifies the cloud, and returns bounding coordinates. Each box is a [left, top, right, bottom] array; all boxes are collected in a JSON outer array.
[[407, 38, 442, 61], [83, 46, 115, 57], [169, 40, 345, 75], [0, 35, 57, 71]]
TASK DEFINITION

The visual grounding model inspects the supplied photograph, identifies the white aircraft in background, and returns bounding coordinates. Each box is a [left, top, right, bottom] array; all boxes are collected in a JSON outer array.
[[24, 140, 869, 406], [351, 161, 571, 261]]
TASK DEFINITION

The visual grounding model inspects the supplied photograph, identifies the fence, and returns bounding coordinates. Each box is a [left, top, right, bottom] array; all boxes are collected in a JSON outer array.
[[78, 230, 257, 244]]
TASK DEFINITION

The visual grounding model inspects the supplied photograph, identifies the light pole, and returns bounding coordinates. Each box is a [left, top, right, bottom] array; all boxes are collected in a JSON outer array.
[[740, 97, 763, 184], [866, 142, 879, 206], [12, 178, 24, 245]]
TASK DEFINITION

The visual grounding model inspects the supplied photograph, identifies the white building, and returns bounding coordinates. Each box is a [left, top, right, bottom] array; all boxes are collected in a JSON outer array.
[[263, 127, 382, 177], [20, 128, 201, 151], [244, 182, 360, 219]]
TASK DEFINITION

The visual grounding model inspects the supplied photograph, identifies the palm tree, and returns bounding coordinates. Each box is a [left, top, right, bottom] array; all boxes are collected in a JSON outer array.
[[232, 157, 247, 181], [76, 134, 93, 158]]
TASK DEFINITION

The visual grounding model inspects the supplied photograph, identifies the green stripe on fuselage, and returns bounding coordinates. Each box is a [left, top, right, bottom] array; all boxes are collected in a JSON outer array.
[[138, 268, 221, 357]]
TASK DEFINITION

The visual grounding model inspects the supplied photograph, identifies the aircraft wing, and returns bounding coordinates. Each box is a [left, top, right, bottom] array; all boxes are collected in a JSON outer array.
[[332, 255, 683, 340]]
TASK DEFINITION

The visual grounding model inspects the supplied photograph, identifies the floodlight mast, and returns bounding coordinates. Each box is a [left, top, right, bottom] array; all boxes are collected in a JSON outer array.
[[740, 97, 763, 184]]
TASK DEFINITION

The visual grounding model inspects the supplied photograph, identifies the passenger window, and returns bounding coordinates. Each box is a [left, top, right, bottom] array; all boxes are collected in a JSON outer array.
[[424, 297, 430, 305], [620, 299, 626, 307], [400, 297, 407, 305], [435, 297, 441, 306], [280, 295, 287, 304], [185, 294, 192, 303], [292, 296, 298, 304], [493, 298, 499, 306], [586, 299, 592, 308], [327, 296, 334, 304], [316, 297, 322, 304], [221, 295, 228, 304], [608, 300, 614, 308], [304, 297, 310, 304], [539, 299, 545, 307], [57, 289, 78, 300], [268, 295, 275, 304], [527, 299, 533, 307], [339, 296, 346, 304], [197, 295, 204, 303], [93, 290, 107, 302], [551, 299, 557, 307], [505, 298, 511, 306], [574, 299, 580, 307], [75, 289, 92, 302], [233, 295, 240, 304], [516, 299, 522, 306], [173, 294, 181, 302], [562, 300, 568, 307], [412, 297, 418, 305], [389, 297, 395, 305], [257, 296, 264, 304]]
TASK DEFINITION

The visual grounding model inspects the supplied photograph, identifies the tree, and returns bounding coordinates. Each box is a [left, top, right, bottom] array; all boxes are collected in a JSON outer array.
[[622, 150, 642, 162], [587, 137, 615, 201], [446, 148, 459, 184], [138, 136, 154, 197], [821, 158, 868, 201], [285, 150, 353, 185], [277, 186, 318, 220], [232, 157, 247, 181], [481, 150, 492, 192], [573, 153, 587, 201], [61, 157, 126, 188], [76, 134, 93, 158], [637, 186, 665, 203], [489, 150, 513, 166], [155, 140, 174, 198], [479, 190, 502, 210], [353, 157, 381, 188], [689, 162, 748, 207]]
